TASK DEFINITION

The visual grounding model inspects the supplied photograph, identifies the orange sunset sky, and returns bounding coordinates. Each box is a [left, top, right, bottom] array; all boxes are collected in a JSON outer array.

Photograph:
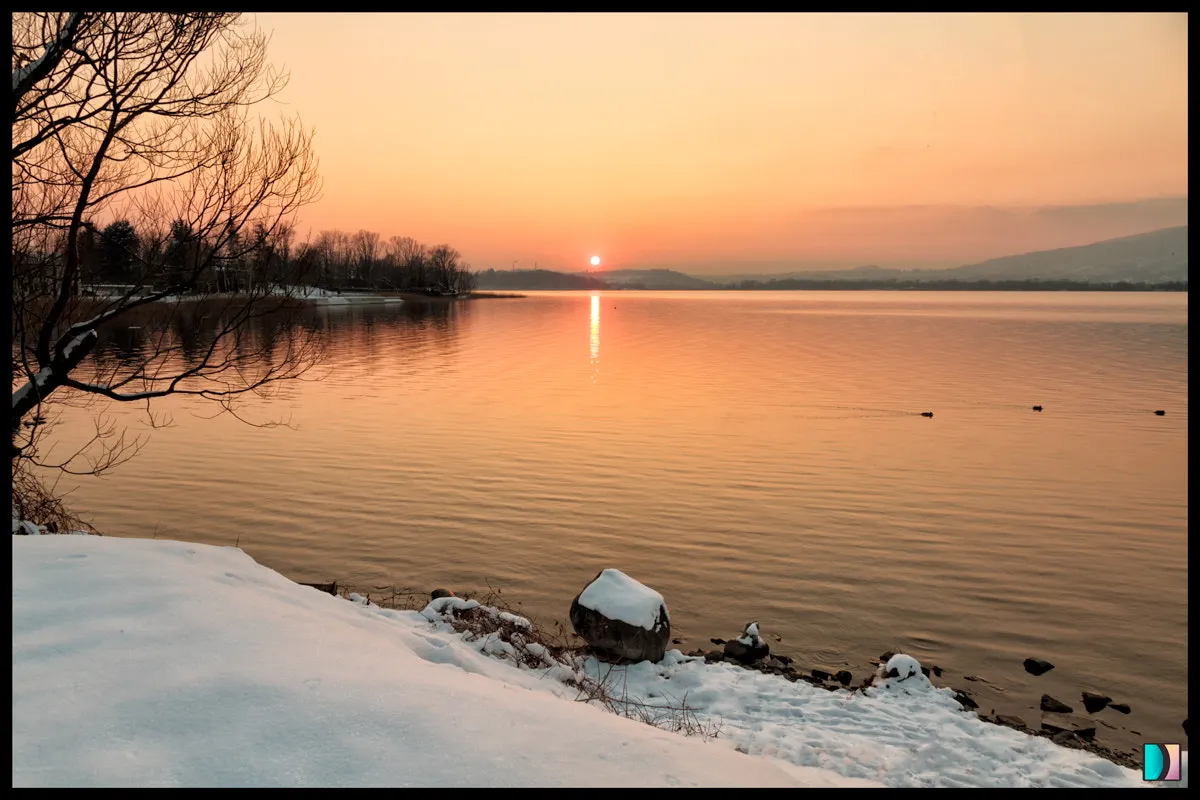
[[255, 12, 1188, 274]]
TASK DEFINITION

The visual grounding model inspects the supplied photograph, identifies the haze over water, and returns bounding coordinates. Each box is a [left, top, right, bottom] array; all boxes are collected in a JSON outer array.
[[53, 291, 1187, 752]]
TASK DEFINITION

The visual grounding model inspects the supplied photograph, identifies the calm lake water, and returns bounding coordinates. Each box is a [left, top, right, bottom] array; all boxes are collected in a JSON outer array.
[[49, 291, 1188, 752]]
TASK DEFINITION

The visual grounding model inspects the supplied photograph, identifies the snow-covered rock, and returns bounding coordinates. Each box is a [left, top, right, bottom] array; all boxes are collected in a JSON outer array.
[[570, 569, 671, 663], [868, 653, 933, 695], [724, 621, 770, 663]]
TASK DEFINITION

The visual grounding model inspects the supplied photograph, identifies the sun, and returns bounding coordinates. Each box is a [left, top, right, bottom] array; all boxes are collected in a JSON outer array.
[[589, 255, 601, 267]]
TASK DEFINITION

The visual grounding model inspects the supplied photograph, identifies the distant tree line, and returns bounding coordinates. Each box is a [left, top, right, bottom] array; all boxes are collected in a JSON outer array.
[[725, 278, 1189, 292], [43, 220, 479, 296]]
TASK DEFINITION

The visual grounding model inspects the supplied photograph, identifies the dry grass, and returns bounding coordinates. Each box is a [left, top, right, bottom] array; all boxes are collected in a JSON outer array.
[[10, 463, 97, 535], [416, 583, 723, 740]]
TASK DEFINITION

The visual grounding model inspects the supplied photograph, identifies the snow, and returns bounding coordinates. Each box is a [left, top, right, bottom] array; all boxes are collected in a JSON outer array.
[[577, 568, 669, 631], [738, 622, 763, 646], [11, 535, 1166, 788], [12, 536, 852, 788]]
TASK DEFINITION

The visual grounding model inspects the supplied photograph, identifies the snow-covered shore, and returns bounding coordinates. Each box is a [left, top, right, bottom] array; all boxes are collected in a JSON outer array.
[[11, 536, 1178, 788]]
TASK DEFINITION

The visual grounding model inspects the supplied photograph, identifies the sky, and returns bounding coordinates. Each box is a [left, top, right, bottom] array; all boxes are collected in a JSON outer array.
[[254, 13, 1188, 274]]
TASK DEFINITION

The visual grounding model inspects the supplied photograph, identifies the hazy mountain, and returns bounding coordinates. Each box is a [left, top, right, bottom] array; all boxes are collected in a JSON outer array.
[[574, 269, 716, 290], [475, 268, 609, 290], [938, 226, 1187, 283], [711, 226, 1188, 284]]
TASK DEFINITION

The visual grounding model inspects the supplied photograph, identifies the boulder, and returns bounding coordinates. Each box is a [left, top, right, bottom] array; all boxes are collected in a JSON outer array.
[[1023, 658, 1055, 676], [1040, 694, 1074, 714], [835, 670, 853, 686], [430, 588, 455, 600], [569, 569, 670, 663], [1081, 691, 1111, 714], [1109, 702, 1131, 714]]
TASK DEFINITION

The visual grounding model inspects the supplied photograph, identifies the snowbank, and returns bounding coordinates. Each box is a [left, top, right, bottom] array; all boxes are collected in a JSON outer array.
[[577, 568, 669, 631], [11, 536, 860, 788], [11, 536, 1165, 788]]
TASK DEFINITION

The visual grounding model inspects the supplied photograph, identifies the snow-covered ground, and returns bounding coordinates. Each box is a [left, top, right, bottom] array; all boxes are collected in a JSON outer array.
[[11, 536, 1180, 788]]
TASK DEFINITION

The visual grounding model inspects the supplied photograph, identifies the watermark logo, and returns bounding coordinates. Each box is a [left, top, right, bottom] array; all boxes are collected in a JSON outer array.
[[1143, 743, 1182, 782]]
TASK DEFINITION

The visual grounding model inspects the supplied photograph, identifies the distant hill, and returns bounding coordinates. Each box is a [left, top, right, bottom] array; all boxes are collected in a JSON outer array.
[[574, 269, 716, 290], [474, 268, 610, 290], [708, 227, 1188, 285], [475, 227, 1187, 290], [938, 226, 1187, 283]]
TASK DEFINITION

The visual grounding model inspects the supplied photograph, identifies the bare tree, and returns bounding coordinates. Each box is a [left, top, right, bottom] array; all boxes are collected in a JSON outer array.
[[11, 12, 323, 478]]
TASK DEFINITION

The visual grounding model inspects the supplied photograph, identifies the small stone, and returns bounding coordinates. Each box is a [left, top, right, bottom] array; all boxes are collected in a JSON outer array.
[[1042, 713, 1097, 740], [1081, 691, 1112, 713], [835, 670, 853, 686], [954, 691, 979, 710], [710, 638, 726, 645], [822, 683, 839, 692], [811, 668, 833, 681], [1052, 731, 1084, 749], [1041, 694, 1074, 714], [1108, 702, 1131, 714], [671, 638, 682, 645], [996, 715, 1027, 729], [430, 588, 455, 600], [1023, 658, 1055, 676], [932, 665, 943, 677], [798, 674, 824, 686]]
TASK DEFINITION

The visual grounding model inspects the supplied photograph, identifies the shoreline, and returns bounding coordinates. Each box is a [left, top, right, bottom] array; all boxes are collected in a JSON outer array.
[[318, 579, 1163, 772]]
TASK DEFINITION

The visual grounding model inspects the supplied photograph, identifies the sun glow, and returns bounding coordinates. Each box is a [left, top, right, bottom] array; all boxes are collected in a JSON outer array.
[[590, 255, 601, 267]]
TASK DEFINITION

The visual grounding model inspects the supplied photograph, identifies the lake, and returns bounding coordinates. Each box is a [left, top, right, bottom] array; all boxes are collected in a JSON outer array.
[[47, 290, 1188, 754]]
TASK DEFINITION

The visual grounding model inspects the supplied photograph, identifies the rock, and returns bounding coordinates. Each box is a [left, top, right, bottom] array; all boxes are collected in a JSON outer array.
[[771, 654, 793, 665], [569, 569, 671, 664], [953, 690, 979, 710], [835, 670, 853, 686], [1108, 702, 1131, 714], [1023, 658, 1055, 676], [722, 622, 769, 664], [1154, 409, 1166, 416], [811, 668, 833, 681], [1081, 691, 1112, 714], [766, 657, 791, 670], [932, 665, 944, 677], [671, 638, 682, 645], [920, 666, 931, 678], [430, 588, 455, 600], [710, 638, 727, 646], [879, 651, 896, 662], [1042, 713, 1096, 741], [798, 674, 824, 686], [996, 715, 1027, 729], [703, 650, 723, 664], [1032, 405, 1043, 412], [1052, 731, 1085, 749], [920, 411, 933, 418], [1041, 695, 1074, 714], [724, 639, 768, 663], [301, 581, 338, 595]]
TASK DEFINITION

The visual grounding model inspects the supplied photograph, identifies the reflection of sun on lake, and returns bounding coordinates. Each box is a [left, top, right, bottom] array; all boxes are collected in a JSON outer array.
[[589, 293, 600, 366]]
